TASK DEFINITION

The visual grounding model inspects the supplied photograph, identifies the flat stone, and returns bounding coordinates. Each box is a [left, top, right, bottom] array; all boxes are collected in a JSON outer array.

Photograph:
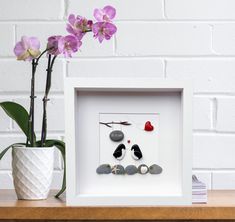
[[149, 164, 163, 174], [112, 165, 125, 175], [109, 130, 124, 142], [96, 164, 111, 174], [138, 164, 149, 174], [131, 144, 143, 160], [113, 143, 126, 160], [125, 165, 138, 175]]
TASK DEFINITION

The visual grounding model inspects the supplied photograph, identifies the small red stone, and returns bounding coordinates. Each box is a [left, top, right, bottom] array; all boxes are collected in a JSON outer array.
[[144, 121, 154, 131], [127, 140, 131, 143]]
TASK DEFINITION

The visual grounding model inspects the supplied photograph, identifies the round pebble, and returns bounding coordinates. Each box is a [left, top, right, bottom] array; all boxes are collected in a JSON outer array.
[[138, 164, 149, 175], [109, 130, 124, 142], [96, 164, 111, 174], [112, 165, 125, 175], [125, 165, 138, 175], [149, 164, 163, 174]]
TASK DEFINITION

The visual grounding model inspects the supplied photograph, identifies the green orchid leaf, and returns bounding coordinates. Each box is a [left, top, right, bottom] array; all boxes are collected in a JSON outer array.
[[0, 102, 36, 144], [0, 143, 26, 160], [36, 139, 66, 198]]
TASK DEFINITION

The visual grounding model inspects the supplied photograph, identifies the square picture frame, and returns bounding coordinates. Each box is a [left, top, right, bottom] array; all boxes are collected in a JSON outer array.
[[65, 78, 192, 206]]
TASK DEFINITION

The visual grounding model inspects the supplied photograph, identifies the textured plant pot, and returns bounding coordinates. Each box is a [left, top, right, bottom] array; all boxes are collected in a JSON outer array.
[[12, 146, 54, 200]]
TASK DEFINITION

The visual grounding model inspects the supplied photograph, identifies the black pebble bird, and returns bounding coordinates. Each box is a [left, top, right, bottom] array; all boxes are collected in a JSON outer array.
[[131, 144, 143, 160], [113, 144, 126, 160]]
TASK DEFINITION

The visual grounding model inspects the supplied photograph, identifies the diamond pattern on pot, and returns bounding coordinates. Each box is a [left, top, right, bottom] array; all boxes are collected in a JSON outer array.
[[12, 147, 54, 200]]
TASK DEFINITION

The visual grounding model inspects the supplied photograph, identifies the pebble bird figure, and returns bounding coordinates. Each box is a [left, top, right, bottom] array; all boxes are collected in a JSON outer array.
[[113, 144, 126, 160], [131, 144, 143, 160]]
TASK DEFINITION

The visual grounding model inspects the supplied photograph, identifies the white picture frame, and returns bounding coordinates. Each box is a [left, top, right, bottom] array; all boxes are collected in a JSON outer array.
[[65, 78, 193, 206]]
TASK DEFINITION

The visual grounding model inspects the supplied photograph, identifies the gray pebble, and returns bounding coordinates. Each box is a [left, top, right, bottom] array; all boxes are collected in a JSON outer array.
[[138, 164, 149, 175], [96, 164, 111, 174], [109, 130, 124, 142], [125, 165, 138, 175], [149, 164, 163, 174], [112, 165, 125, 175]]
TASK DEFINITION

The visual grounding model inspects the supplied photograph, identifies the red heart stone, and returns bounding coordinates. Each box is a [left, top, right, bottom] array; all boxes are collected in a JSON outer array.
[[144, 121, 154, 131]]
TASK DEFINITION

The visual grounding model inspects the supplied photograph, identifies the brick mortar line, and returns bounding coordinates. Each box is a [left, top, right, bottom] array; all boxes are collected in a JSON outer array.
[[162, 0, 167, 19], [0, 170, 63, 173], [209, 24, 218, 55], [2, 20, 235, 23], [0, 57, 66, 60], [4, 56, 235, 59], [52, 55, 235, 59], [0, 92, 64, 96], [63, 0, 68, 20], [0, 93, 234, 97], [115, 20, 235, 23], [0, 131, 234, 136], [12, 24, 16, 46], [0, 132, 64, 136]]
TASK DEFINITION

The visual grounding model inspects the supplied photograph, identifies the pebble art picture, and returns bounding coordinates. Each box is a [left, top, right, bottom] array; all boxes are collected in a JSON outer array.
[[97, 113, 163, 176]]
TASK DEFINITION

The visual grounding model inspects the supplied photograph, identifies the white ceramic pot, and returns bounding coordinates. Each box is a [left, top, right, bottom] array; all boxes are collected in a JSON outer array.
[[12, 145, 54, 200]]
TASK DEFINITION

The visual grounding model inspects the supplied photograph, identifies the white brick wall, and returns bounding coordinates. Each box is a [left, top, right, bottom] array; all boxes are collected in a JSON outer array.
[[0, 0, 234, 190], [165, 0, 235, 20], [0, 59, 64, 92], [0, 0, 64, 20], [116, 23, 212, 56]]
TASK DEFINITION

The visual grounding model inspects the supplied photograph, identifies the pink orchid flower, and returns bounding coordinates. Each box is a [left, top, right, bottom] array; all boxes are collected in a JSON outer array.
[[66, 14, 93, 40], [92, 22, 117, 43], [93, 5, 116, 22], [58, 35, 82, 58], [47, 35, 62, 56], [14, 36, 41, 61]]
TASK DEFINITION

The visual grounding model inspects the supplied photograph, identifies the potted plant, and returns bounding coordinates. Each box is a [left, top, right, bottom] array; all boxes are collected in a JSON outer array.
[[0, 5, 117, 200]]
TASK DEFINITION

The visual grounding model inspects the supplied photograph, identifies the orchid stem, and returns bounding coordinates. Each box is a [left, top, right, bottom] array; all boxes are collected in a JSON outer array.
[[26, 48, 52, 147], [84, 29, 92, 33], [41, 54, 57, 147], [27, 59, 37, 147], [36, 47, 53, 62]]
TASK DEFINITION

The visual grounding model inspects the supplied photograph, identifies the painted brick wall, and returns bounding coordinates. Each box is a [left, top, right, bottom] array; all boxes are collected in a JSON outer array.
[[0, 0, 235, 190]]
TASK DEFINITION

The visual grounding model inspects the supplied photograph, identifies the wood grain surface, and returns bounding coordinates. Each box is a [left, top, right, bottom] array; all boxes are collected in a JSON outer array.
[[0, 190, 235, 220]]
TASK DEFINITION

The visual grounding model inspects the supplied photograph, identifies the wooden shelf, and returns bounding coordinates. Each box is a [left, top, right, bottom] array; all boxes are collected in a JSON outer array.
[[0, 190, 235, 220]]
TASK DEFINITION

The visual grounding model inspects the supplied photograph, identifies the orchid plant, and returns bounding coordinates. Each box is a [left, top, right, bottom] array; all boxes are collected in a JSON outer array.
[[0, 6, 117, 197]]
